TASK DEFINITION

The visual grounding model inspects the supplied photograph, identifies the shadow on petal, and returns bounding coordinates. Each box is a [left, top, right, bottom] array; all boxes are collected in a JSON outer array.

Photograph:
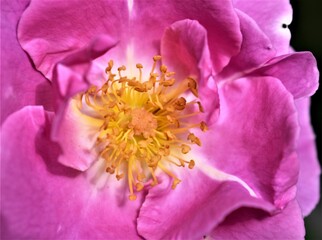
[[35, 81, 54, 112], [35, 112, 80, 178]]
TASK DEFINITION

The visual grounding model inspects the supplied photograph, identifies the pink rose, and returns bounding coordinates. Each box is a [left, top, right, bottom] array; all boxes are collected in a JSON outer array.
[[1, 0, 319, 239]]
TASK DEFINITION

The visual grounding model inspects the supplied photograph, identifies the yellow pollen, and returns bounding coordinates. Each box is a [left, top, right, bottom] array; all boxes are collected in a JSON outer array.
[[129, 108, 157, 138], [77, 55, 206, 200]]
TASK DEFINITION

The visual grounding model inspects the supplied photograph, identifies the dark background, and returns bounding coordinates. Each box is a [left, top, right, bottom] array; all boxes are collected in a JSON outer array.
[[290, 0, 322, 239]]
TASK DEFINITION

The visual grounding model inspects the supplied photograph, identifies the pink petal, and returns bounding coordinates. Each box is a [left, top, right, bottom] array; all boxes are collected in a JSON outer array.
[[49, 35, 118, 171], [137, 169, 275, 240], [233, 0, 292, 55], [1, 106, 142, 239], [51, 100, 102, 171], [1, 0, 53, 124], [131, 0, 242, 74], [251, 52, 319, 99], [18, 0, 129, 79], [295, 98, 321, 216], [211, 200, 305, 240], [53, 34, 118, 100], [204, 76, 299, 209], [161, 19, 219, 123], [218, 10, 276, 80], [161, 19, 212, 84]]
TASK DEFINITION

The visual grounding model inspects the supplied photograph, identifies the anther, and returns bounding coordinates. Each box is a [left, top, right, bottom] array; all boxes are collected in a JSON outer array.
[[150, 155, 161, 167], [187, 77, 198, 97], [174, 97, 186, 110], [160, 64, 167, 73], [162, 78, 175, 87], [136, 182, 144, 191], [187, 133, 202, 146], [136, 63, 143, 81], [172, 179, 181, 189], [87, 85, 97, 94], [129, 194, 137, 201], [106, 167, 115, 174], [181, 144, 191, 154], [137, 173, 146, 182], [153, 55, 162, 61], [166, 72, 175, 77], [188, 160, 195, 169], [136, 63, 143, 69], [144, 81, 153, 90], [105, 60, 114, 72], [165, 131, 176, 140], [200, 121, 208, 132], [197, 101, 204, 112], [116, 173, 124, 180], [118, 65, 126, 71]]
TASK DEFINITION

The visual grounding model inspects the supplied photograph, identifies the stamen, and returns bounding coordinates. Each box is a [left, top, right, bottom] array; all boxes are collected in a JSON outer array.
[[197, 101, 204, 113], [187, 133, 202, 146], [181, 144, 191, 154], [200, 121, 208, 132], [187, 77, 198, 97], [136, 63, 143, 82], [188, 160, 195, 169], [78, 55, 206, 200]]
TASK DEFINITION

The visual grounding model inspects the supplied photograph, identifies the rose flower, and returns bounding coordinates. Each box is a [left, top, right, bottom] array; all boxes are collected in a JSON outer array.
[[1, 0, 320, 239]]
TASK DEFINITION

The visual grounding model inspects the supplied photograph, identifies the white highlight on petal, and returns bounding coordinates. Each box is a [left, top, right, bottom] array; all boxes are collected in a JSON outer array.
[[85, 158, 128, 201], [86, 158, 110, 190], [273, 4, 292, 44], [197, 161, 258, 198], [206, 75, 216, 90], [126, 43, 135, 77], [125, 43, 155, 82], [56, 224, 62, 233], [128, 0, 133, 13]]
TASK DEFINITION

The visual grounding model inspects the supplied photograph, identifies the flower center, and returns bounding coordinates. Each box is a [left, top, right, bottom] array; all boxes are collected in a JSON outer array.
[[79, 56, 207, 200], [129, 108, 157, 138]]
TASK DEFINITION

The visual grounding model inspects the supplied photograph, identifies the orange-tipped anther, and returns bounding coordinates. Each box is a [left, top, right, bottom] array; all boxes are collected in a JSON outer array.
[[136, 182, 144, 191], [129, 194, 137, 201], [188, 160, 195, 169], [136, 63, 143, 68], [187, 133, 202, 146], [187, 77, 198, 97], [200, 121, 208, 132], [153, 55, 162, 61], [172, 179, 181, 189], [181, 144, 191, 154]]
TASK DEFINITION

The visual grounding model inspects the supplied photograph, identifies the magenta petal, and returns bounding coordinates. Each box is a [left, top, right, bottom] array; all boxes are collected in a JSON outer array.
[[233, 0, 292, 55], [211, 200, 305, 240], [161, 19, 212, 84], [251, 52, 319, 99], [131, 0, 242, 73], [218, 10, 276, 80], [295, 98, 321, 216], [161, 19, 219, 123], [53, 34, 118, 100], [137, 170, 275, 240], [1, 0, 53, 124], [1, 106, 142, 239], [18, 0, 129, 79], [204, 76, 299, 208]]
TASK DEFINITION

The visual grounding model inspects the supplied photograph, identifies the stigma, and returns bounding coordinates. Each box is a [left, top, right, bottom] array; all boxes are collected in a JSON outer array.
[[79, 56, 207, 200]]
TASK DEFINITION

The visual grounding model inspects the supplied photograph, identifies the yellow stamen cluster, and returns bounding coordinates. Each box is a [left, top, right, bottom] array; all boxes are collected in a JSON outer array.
[[79, 56, 207, 200]]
